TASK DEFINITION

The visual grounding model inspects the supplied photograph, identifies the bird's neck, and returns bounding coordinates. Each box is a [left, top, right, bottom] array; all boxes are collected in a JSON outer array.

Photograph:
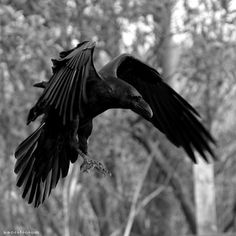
[[82, 80, 115, 119]]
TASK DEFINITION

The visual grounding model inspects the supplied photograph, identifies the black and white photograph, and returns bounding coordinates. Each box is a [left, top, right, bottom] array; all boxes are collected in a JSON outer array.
[[0, 0, 236, 235]]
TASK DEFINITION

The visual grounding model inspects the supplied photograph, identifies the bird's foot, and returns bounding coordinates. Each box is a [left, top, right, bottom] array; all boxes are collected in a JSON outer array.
[[79, 151, 111, 176], [80, 159, 111, 176]]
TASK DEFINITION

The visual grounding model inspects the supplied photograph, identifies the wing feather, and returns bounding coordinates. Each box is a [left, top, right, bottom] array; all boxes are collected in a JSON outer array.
[[70, 69, 81, 120], [109, 54, 216, 162], [29, 41, 99, 125]]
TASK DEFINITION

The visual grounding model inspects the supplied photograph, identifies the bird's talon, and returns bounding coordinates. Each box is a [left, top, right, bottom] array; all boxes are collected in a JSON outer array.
[[80, 158, 111, 176], [94, 163, 112, 176]]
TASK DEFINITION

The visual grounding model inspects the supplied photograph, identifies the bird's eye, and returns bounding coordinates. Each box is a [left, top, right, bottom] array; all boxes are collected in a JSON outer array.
[[127, 94, 141, 100], [134, 96, 141, 100]]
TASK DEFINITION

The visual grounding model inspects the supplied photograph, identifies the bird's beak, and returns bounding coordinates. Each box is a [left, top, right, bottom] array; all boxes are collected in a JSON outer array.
[[133, 99, 153, 119]]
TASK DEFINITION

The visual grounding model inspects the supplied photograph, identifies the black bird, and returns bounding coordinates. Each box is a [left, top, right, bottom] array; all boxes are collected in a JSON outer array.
[[14, 41, 216, 207]]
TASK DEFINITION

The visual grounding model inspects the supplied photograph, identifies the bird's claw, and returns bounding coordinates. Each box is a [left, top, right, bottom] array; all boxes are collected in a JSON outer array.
[[80, 158, 111, 176]]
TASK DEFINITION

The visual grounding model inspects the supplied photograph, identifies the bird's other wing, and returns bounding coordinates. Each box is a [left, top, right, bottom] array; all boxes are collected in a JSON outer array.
[[28, 41, 101, 125], [105, 54, 216, 163]]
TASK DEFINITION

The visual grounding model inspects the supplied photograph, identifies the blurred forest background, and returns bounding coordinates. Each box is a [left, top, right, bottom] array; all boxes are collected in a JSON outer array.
[[1, 0, 236, 235]]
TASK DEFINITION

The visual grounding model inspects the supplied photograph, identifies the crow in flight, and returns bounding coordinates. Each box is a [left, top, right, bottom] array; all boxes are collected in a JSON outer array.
[[14, 41, 216, 207]]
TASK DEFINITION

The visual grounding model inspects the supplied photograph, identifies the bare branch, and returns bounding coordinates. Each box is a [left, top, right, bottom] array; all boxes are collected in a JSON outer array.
[[132, 131, 197, 234], [123, 154, 153, 236], [136, 185, 166, 215]]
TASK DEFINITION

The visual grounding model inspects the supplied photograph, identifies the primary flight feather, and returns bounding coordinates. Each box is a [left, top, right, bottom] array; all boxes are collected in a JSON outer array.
[[14, 41, 216, 207]]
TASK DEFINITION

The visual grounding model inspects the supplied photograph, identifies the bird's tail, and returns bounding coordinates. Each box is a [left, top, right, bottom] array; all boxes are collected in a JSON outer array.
[[14, 123, 75, 207]]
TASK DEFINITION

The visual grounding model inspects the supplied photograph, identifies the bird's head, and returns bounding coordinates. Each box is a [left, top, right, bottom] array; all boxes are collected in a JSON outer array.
[[126, 90, 153, 120], [111, 81, 153, 119], [105, 76, 153, 119]]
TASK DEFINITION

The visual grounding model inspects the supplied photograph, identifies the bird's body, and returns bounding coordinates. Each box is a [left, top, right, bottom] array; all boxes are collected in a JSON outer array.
[[14, 41, 216, 207]]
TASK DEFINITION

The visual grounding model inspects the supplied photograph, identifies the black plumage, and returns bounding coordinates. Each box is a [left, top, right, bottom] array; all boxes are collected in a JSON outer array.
[[14, 41, 216, 207]]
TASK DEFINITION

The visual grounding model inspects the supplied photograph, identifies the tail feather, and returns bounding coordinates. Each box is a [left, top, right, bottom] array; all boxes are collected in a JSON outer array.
[[15, 124, 43, 159], [28, 173, 38, 205], [60, 148, 71, 177], [42, 172, 51, 202], [15, 143, 37, 174], [16, 155, 36, 187], [14, 122, 74, 207], [22, 171, 34, 198]]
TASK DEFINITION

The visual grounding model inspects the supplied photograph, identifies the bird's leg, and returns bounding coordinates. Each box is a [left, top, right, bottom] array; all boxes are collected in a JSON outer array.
[[69, 118, 111, 176]]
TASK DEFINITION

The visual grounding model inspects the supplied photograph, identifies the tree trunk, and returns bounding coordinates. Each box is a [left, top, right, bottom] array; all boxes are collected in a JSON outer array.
[[193, 68, 217, 234], [160, 1, 181, 84], [63, 163, 81, 236], [193, 157, 217, 234]]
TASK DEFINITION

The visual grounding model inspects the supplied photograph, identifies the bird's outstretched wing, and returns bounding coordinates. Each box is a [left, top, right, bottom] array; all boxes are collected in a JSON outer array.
[[102, 54, 216, 162], [28, 41, 100, 125]]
